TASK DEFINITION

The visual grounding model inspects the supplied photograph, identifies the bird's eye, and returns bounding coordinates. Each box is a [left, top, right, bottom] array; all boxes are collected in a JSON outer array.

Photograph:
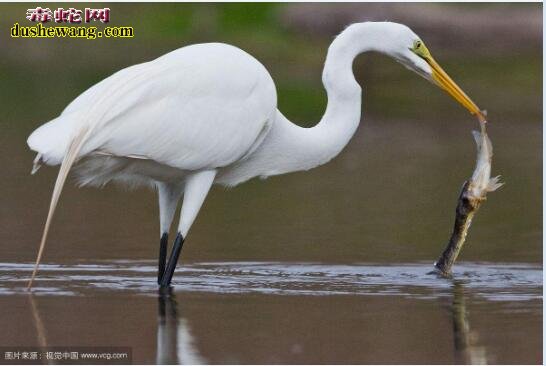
[[415, 41, 422, 49]]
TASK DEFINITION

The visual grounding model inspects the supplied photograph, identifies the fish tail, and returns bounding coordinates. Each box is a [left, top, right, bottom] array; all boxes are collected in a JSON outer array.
[[487, 175, 504, 192]]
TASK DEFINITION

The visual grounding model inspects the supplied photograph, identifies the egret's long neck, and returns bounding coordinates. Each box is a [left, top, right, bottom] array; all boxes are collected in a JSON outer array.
[[312, 25, 370, 159], [269, 25, 381, 173], [219, 24, 390, 186]]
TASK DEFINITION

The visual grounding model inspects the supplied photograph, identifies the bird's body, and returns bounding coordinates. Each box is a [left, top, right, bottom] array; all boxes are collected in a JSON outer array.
[[28, 43, 277, 187], [27, 22, 484, 288]]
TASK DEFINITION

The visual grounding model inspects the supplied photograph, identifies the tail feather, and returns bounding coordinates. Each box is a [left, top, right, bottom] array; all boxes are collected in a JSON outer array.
[[27, 115, 79, 166], [31, 154, 43, 175], [27, 126, 90, 290]]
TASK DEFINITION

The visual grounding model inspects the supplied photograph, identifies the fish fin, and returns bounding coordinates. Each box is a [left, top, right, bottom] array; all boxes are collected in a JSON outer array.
[[471, 130, 481, 147], [27, 126, 90, 290], [487, 175, 504, 192]]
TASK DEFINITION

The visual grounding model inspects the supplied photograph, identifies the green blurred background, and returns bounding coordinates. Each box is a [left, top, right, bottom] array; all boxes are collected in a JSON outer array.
[[0, 3, 542, 264]]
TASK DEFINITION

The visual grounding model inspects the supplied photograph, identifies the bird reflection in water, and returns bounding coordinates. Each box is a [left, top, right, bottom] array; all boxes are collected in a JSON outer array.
[[156, 289, 206, 365], [451, 281, 487, 364], [29, 294, 48, 351]]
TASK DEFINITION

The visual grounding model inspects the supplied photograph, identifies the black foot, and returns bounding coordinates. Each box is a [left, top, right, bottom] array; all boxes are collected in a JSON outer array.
[[158, 233, 169, 284], [160, 233, 185, 288]]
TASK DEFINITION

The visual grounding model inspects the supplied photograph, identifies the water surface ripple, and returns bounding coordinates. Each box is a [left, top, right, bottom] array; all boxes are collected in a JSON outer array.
[[0, 261, 541, 301]]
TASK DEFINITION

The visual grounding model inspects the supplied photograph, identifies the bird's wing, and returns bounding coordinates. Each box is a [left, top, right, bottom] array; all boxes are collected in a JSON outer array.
[[29, 43, 277, 170], [71, 43, 277, 170]]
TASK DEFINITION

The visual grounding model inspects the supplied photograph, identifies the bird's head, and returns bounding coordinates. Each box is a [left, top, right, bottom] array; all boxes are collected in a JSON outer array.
[[376, 22, 486, 122]]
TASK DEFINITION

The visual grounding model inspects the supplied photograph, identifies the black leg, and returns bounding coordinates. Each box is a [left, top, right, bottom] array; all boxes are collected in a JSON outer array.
[[160, 232, 185, 288], [158, 233, 169, 284]]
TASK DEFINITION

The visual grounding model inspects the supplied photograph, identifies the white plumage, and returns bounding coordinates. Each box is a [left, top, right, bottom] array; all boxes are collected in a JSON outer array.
[[26, 22, 483, 288], [28, 43, 276, 181]]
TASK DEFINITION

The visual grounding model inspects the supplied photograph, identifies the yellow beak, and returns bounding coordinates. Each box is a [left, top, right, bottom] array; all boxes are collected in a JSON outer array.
[[426, 56, 487, 123]]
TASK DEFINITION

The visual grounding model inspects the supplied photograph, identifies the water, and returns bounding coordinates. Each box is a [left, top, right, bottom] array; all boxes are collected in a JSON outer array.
[[0, 262, 541, 363], [0, 261, 542, 300]]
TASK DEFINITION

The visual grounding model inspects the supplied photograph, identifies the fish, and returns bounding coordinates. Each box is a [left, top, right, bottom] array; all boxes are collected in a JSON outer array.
[[434, 118, 503, 276], [468, 121, 503, 199]]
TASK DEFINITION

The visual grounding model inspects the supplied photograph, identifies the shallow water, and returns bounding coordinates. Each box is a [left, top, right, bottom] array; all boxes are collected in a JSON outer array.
[[0, 261, 542, 300], [0, 261, 542, 364]]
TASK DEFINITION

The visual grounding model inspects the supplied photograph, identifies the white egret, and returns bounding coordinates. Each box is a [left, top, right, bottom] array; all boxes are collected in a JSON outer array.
[[27, 22, 485, 288]]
